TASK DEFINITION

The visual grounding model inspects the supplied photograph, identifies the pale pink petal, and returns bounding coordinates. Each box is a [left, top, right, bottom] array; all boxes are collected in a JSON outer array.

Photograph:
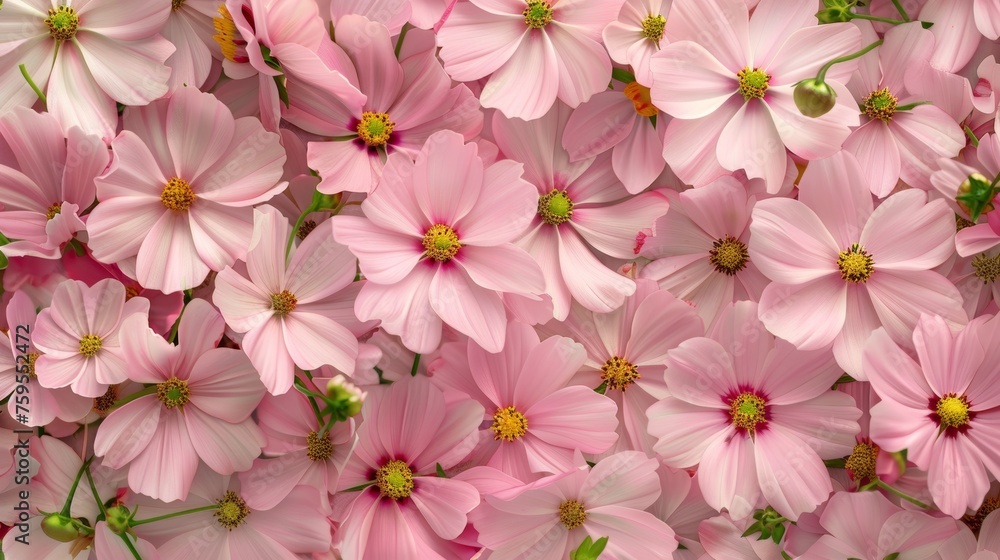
[[165, 87, 235, 181], [698, 435, 760, 519], [412, 131, 482, 226], [649, 41, 737, 119], [755, 426, 833, 520], [869, 398, 938, 467], [244, 205, 287, 294], [746, 0, 822, 70], [194, 119, 286, 205], [647, 397, 732, 468], [309, 140, 379, 195], [866, 269, 967, 346], [47, 44, 117, 141], [584, 506, 677, 559], [187, 202, 254, 271], [843, 120, 902, 198], [862, 193, 954, 270], [927, 432, 990, 518], [892, 107, 966, 191], [717, 100, 787, 193], [667, 0, 750, 72], [613, 117, 665, 194], [437, 3, 525, 81], [409, 477, 480, 539], [572, 191, 669, 259], [185, 409, 263, 475], [547, 24, 612, 108], [664, 337, 737, 408], [241, 317, 295, 396], [513, 333, 586, 409], [749, 198, 839, 283], [456, 244, 544, 296], [525, 386, 619, 454], [832, 285, 883, 380], [562, 91, 634, 161], [355, 266, 442, 354], [558, 228, 636, 313], [282, 312, 358, 375], [127, 411, 200, 502], [286, 220, 357, 302], [93, 396, 160, 467], [660, 99, 740, 187], [758, 277, 846, 350], [136, 211, 210, 293], [580, 451, 661, 509], [480, 31, 559, 120], [429, 265, 507, 352], [627, 289, 705, 366], [75, 33, 172, 105], [455, 159, 538, 246], [764, 23, 861, 85], [331, 216, 421, 285]]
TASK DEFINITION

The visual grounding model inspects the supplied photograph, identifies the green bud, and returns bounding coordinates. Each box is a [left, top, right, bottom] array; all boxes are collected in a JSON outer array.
[[326, 374, 365, 419], [105, 505, 131, 535], [793, 79, 838, 118], [41, 514, 80, 542], [956, 172, 996, 221], [816, 7, 852, 23], [309, 190, 341, 213]]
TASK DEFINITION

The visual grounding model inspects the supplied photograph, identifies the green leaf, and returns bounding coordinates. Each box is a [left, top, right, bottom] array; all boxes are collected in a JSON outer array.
[[771, 522, 786, 544], [883, 554, 900, 560], [741, 521, 763, 538], [435, 463, 447, 478], [920, 20, 933, 28], [594, 381, 607, 395]]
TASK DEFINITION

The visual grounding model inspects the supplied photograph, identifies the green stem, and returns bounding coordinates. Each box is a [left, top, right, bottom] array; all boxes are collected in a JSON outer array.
[[294, 377, 325, 424], [85, 466, 107, 519], [874, 479, 930, 509], [896, 101, 932, 112], [19, 64, 46, 109], [849, 13, 905, 25], [286, 207, 311, 259], [110, 385, 157, 410], [394, 23, 411, 59], [410, 354, 421, 377], [890, 0, 911, 21], [966, 125, 981, 148], [611, 68, 636, 85], [816, 40, 883, 83], [60, 457, 94, 517], [342, 481, 375, 492], [130, 504, 218, 527], [119, 533, 144, 560]]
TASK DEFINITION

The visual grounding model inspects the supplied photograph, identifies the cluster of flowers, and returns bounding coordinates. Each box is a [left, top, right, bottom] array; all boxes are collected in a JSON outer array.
[[2, 0, 1000, 558]]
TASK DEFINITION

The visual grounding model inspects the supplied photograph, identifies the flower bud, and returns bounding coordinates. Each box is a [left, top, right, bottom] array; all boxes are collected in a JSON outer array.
[[327, 374, 366, 419], [956, 172, 995, 220], [104, 505, 131, 535], [816, 7, 852, 24], [41, 513, 80, 542], [793, 79, 838, 117]]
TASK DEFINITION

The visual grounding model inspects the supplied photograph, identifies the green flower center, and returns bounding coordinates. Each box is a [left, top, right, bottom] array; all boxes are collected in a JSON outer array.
[[161, 177, 195, 212], [523, 0, 553, 29], [376, 459, 414, 500], [156, 377, 190, 409], [538, 189, 574, 226], [845, 441, 879, 482], [558, 500, 587, 529], [601, 356, 640, 391], [490, 406, 528, 441], [837, 243, 875, 283], [863, 87, 898, 122], [356, 111, 394, 147], [306, 430, 334, 461], [936, 393, 970, 429], [270, 290, 298, 316], [214, 491, 250, 530], [641, 14, 666, 42], [422, 224, 461, 262], [78, 334, 102, 358], [45, 6, 79, 41], [709, 235, 749, 276], [729, 392, 767, 432], [737, 67, 770, 101]]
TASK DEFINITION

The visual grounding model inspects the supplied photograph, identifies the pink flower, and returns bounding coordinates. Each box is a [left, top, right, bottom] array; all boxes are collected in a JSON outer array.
[[749, 150, 966, 378], [474, 451, 676, 559], [0, 0, 173, 141], [931, 132, 1000, 257], [492, 104, 670, 320], [699, 514, 785, 560], [33, 278, 149, 398], [0, 108, 108, 260], [237, 389, 354, 511], [561, 81, 667, 194], [3, 291, 92, 426], [162, 0, 219, 92], [800, 491, 958, 559], [536, 279, 701, 456], [289, 15, 481, 194], [212, 0, 365, 132], [133, 467, 331, 560], [332, 130, 545, 353], [602, 0, 671, 86], [648, 301, 860, 521], [86, 87, 287, 294], [214, 205, 366, 394], [843, 22, 965, 197], [649, 0, 861, 192], [437, 0, 623, 120], [334, 376, 483, 559], [865, 313, 1000, 518], [430, 321, 619, 479], [639, 176, 769, 328], [94, 299, 266, 502]]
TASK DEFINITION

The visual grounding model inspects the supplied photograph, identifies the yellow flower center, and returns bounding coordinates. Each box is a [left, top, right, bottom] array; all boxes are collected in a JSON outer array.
[[641, 14, 666, 43], [490, 406, 528, 441], [46, 204, 62, 220], [45, 6, 79, 42], [624, 82, 659, 117], [23, 352, 38, 379], [523, 0, 553, 29], [214, 491, 250, 530], [973, 254, 1000, 284], [422, 224, 461, 262], [156, 377, 190, 409], [270, 290, 298, 316], [538, 189, 574, 226], [213, 5, 246, 63], [863, 88, 898, 122], [356, 112, 395, 147], [601, 356, 640, 391], [845, 441, 879, 482], [936, 393, 970, 429], [306, 431, 334, 461], [376, 459, 414, 500], [161, 177, 195, 212], [92, 385, 119, 416], [558, 500, 587, 530], [709, 235, 749, 276], [737, 67, 770, 101], [729, 392, 767, 433], [837, 243, 875, 283], [78, 334, 102, 358], [172, 0, 186, 10]]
